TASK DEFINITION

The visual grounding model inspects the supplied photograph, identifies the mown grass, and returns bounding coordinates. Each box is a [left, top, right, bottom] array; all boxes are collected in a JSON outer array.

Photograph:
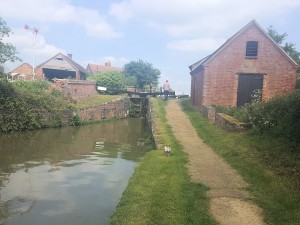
[[181, 99, 300, 225], [109, 98, 217, 225]]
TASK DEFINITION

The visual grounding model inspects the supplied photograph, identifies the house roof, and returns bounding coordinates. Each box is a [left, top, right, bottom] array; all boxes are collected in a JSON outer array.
[[189, 20, 299, 72], [36, 53, 87, 74], [86, 63, 123, 74], [10, 63, 34, 75]]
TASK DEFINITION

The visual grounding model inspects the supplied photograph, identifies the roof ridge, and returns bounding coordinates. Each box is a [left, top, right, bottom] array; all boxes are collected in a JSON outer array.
[[190, 20, 298, 72]]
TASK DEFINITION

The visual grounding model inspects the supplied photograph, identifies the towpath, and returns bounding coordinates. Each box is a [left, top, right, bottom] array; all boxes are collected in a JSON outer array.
[[166, 99, 268, 225]]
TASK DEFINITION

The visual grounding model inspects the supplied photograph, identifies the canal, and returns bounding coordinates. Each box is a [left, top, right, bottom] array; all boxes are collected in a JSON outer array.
[[0, 118, 153, 225]]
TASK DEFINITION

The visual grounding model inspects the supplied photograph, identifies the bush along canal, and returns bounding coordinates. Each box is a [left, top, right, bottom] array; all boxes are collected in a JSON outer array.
[[0, 116, 154, 225]]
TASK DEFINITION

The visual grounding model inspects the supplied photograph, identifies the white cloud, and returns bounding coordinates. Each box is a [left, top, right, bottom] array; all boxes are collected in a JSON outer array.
[[3, 28, 65, 70], [0, 0, 122, 38], [109, 0, 300, 37], [109, 1, 133, 22], [167, 38, 225, 53]]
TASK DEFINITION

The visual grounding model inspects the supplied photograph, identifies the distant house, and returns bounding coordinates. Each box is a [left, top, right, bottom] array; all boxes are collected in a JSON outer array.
[[10, 63, 34, 80], [189, 20, 299, 108], [86, 61, 123, 75], [35, 53, 87, 81]]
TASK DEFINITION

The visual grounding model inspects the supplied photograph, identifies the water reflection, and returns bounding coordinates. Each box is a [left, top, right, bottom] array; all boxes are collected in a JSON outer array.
[[0, 118, 151, 225]]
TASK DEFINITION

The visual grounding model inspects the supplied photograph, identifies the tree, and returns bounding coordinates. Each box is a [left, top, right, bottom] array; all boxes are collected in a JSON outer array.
[[123, 60, 160, 89], [88, 71, 124, 94], [267, 26, 300, 64], [267, 26, 300, 88], [0, 17, 21, 79]]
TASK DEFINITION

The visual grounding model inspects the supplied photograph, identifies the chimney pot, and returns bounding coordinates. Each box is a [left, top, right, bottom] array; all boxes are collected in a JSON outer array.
[[67, 54, 72, 59], [105, 61, 111, 67]]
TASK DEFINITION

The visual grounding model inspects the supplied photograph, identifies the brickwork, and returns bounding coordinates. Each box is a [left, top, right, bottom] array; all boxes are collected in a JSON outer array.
[[77, 98, 130, 121], [190, 21, 298, 108], [50, 79, 97, 102], [35, 67, 43, 80], [10, 63, 34, 80]]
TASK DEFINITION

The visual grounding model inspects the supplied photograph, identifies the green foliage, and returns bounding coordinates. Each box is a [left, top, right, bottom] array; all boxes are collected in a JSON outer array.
[[0, 80, 70, 131], [267, 25, 300, 64], [123, 59, 161, 89], [88, 71, 124, 94], [246, 91, 300, 143], [216, 90, 300, 144], [283, 42, 300, 64], [0, 17, 21, 78], [123, 75, 137, 87], [69, 114, 81, 126], [267, 26, 287, 45], [12, 80, 50, 93]]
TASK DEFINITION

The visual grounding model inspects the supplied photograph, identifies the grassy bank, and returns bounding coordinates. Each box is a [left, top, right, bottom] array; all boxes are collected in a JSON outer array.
[[71, 94, 124, 109], [181, 99, 300, 225], [109, 99, 217, 225]]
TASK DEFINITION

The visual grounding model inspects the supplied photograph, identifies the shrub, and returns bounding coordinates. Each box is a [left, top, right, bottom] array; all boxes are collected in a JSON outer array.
[[0, 80, 71, 131], [69, 114, 81, 126], [215, 90, 300, 144]]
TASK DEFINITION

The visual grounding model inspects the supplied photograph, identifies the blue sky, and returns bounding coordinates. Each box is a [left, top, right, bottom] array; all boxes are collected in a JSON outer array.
[[1, 0, 300, 94]]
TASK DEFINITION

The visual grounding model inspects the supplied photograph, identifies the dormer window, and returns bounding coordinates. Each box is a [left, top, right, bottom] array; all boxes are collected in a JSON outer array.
[[246, 41, 258, 58]]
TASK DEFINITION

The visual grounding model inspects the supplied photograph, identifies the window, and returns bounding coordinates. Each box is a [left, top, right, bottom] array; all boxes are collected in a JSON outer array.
[[56, 57, 64, 61], [245, 41, 258, 58]]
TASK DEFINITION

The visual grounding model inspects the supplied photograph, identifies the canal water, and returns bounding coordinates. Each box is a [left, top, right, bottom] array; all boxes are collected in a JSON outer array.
[[0, 118, 152, 225]]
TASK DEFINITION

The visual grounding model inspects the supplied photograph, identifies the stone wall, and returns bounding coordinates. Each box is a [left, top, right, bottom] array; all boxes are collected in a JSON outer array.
[[215, 113, 247, 132], [202, 105, 216, 121], [199, 106, 247, 132], [77, 98, 130, 122], [148, 98, 160, 149], [0, 98, 131, 130]]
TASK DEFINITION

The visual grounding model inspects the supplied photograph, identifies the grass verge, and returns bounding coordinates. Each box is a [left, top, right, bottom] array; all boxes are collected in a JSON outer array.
[[181, 99, 300, 225], [72, 94, 125, 109], [109, 98, 217, 225]]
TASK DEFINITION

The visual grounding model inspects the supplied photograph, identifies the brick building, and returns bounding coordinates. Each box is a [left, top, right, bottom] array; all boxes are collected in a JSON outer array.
[[35, 53, 87, 81], [189, 20, 299, 108], [10, 63, 34, 80]]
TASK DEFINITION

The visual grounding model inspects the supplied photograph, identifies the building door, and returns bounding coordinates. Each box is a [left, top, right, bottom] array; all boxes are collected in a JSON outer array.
[[237, 74, 263, 106]]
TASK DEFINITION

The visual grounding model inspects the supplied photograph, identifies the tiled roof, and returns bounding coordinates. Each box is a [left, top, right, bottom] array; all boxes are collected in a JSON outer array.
[[36, 53, 87, 74], [86, 63, 123, 74]]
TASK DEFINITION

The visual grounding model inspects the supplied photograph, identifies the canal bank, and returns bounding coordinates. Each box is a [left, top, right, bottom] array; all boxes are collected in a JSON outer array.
[[109, 98, 216, 225], [0, 95, 153, 131]]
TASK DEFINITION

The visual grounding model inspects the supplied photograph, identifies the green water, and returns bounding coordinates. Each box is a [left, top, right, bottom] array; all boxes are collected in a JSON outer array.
[[0, 118, 152, 225]]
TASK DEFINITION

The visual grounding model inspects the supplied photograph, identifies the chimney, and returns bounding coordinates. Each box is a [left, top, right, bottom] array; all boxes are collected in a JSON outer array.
[[105, 61, 111, 67], [67, 54, 72, 59]]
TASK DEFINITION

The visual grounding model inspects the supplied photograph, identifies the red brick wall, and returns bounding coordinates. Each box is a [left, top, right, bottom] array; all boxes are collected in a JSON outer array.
[[191, 23, 297, 108], [50, 79, 97, 102], [35, 67, 43, 80]]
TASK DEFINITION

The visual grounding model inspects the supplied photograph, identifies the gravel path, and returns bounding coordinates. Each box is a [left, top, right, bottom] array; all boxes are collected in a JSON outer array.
[[166, 99, 268, 225]]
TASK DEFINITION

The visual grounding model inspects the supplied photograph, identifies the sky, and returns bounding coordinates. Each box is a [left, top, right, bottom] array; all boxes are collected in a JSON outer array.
[[1, 0, 300, 95]]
